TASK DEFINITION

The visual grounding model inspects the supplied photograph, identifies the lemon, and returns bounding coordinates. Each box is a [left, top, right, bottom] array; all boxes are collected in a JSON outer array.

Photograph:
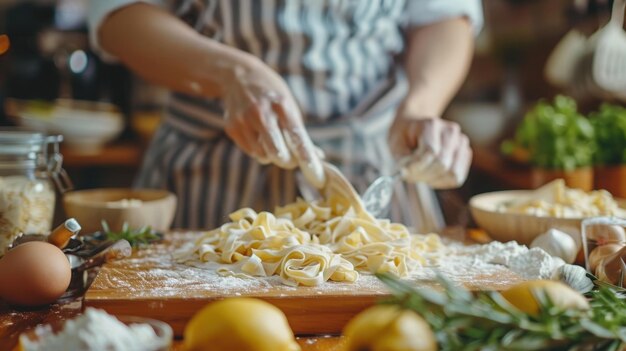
[[343, 305, 437, 351], [183, 298, 300, 351], [500, 280, 590, 316]]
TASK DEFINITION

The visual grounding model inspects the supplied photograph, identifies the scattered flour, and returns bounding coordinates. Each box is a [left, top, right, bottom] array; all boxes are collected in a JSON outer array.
[[20, 308, 164, 351], [91, 232, 564, 297], [448, 240, 565, 280], [105, 198, 143, 208]]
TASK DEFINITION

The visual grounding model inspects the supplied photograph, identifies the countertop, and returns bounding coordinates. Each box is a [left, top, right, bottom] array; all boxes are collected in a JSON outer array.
[[0, 228, 490, 350], [0, 298, 346, 350]]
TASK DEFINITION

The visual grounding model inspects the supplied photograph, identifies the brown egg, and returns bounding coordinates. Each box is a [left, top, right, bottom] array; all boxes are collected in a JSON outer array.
[[0, 241, 71, 306], [588, 243, 625, 272]]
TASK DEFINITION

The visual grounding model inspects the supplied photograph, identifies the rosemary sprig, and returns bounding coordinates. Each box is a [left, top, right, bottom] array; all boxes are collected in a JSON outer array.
[[586, 272, 626, 294], [101, 221, 160, 247], [377, 273, 626, 351]]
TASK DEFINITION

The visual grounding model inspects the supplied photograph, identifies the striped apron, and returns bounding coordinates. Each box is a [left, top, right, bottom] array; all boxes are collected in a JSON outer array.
[[135, 0, 444, 232]]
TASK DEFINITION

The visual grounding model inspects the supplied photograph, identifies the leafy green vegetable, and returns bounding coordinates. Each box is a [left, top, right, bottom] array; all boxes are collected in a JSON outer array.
[[101, 221, 160, 247], [503, 95, 595, 170], [377, 273, 626, 351], [589, 103, 626, 166]]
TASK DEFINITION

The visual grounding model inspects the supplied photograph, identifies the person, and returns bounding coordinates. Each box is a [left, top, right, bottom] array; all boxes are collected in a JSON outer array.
[[88, 0, 482, 232]]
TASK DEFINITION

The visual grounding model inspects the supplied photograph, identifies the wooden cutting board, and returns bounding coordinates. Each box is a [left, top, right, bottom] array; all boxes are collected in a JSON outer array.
[[85, 232, 527, 337]]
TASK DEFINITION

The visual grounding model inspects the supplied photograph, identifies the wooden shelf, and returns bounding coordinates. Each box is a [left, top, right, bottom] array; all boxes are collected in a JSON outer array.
[[471, 145, 534, 189], [62, 142, 144, 168]]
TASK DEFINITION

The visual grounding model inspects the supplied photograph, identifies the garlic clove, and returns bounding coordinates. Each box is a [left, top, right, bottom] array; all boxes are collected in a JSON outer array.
[[530, 229, 579, 264], [552, 264, 594, 294], [551, 225, 582, 250], [586, 225, 626, 246], [587, 243, 624, 273], [595, 246, 626, 287]]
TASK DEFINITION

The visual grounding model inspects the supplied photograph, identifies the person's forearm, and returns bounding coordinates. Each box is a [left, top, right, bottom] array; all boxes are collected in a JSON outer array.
[[98, 3, 255, 97], [400, 18, 474, 118]]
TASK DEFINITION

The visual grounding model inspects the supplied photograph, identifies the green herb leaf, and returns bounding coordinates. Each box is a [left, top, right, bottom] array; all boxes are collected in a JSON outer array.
[[376, 273, 626, 351], [502, 95, 596, 170], [101, 221, 160, 248], [590, 103, 626, 165]]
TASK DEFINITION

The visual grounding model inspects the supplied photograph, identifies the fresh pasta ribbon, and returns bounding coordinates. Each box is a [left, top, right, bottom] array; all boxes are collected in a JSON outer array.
[[177, 197, 442, 286]]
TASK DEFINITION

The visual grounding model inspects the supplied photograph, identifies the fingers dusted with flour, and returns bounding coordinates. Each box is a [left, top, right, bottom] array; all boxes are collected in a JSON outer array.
[[221, 62, 324, 186], [273, 101, 325, 188], [98, 3, 323, 184], [389, 117, 472, 189]]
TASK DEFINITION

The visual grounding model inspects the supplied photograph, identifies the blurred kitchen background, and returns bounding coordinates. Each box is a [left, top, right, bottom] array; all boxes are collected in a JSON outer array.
[[0, 0, 623, 226]]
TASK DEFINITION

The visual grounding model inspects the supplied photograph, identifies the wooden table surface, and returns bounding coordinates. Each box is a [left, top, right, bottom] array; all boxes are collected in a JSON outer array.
[[0, 298, 346, 351], [0, 229, 496, 350]]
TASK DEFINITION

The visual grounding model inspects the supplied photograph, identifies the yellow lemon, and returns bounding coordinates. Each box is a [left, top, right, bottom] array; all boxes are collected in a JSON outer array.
[[500, 280, 590, 316], [343, 305, 437, 351], [184, 298, 300, 351]]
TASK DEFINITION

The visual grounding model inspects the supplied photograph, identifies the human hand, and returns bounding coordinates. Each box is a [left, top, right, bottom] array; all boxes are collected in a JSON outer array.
[[221, 57, 325, 188], [388, 116, 472, 189]]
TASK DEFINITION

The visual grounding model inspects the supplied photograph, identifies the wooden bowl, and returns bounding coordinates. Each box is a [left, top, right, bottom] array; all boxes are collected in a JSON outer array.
[[63, 188, 177, 233], [469, 190, 626, 245]]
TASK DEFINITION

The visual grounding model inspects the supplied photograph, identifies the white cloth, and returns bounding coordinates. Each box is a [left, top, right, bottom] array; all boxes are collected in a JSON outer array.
[[88, 0, 483, 63], [405, 0, 483, 34]]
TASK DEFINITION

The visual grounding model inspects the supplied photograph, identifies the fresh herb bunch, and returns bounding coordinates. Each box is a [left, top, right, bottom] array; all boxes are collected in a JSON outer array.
[[101, 221, 160, 247], [502, 95, 595, 170], [377, 273, 626, 351], [589, 103, 626, 166]]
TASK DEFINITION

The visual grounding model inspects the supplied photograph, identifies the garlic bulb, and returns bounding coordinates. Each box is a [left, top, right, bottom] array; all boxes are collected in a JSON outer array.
[[552, 264, 594, 293], [552, 224, 582, 250], [531, 229, 579, 264]]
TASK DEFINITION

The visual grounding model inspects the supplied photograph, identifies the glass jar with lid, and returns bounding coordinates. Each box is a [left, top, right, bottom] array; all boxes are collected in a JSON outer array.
[[0, 129, 73, 255]]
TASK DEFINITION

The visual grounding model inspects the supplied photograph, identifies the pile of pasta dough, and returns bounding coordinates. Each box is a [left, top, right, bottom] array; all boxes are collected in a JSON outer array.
[[501, 179, 626, 218], [175, 195, 442, 287]]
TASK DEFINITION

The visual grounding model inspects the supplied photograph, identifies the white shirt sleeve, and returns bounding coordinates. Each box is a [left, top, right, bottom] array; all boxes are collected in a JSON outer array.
[[88, 0, 165, 62], [405, 0, 484, 35]]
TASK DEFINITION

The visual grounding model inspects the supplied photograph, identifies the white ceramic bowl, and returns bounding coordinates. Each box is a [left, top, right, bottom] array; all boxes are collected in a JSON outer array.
[[469, 190, 626, 245], [7, 99, 124, 153], [446, 102, 505, 146]]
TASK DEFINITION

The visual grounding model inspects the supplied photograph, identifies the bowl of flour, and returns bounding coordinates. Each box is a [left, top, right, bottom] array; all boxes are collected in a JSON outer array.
[[18, 308, 172, 351]]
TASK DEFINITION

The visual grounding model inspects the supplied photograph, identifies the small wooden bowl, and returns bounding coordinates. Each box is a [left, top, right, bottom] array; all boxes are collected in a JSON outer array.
[[63, 188, 177, 233], [469, 190, 626, 245]]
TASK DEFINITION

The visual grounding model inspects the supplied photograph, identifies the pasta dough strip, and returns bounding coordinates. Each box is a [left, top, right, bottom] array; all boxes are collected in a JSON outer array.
[[176, 162, 442, 286]]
